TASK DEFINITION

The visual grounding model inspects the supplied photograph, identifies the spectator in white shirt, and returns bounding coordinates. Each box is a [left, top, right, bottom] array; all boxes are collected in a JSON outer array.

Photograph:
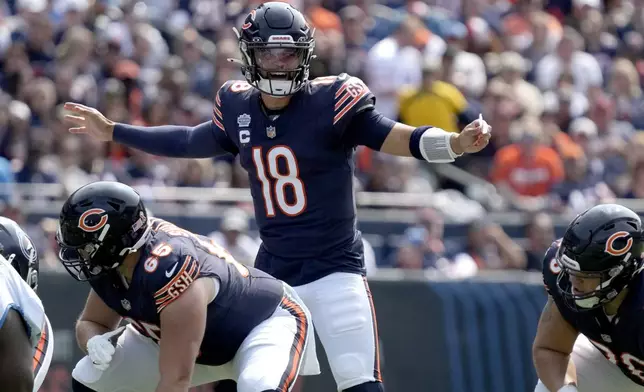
[[534, 26, 603, 93], [365, 17, 424, 119]]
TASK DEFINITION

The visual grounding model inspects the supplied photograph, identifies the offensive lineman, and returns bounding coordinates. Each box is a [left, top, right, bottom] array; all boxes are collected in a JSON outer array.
[[534, 204, 644, 391], [58, 181, 318, 392], [0, 216, 53, 391], [63, 2, 491, 391]]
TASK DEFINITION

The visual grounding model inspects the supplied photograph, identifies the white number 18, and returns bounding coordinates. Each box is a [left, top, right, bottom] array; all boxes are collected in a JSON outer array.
[[252, 146, 307, 217]]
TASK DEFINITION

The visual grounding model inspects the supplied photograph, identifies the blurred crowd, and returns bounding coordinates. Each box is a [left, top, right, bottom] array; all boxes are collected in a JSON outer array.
[[1, 0, 643, 274]]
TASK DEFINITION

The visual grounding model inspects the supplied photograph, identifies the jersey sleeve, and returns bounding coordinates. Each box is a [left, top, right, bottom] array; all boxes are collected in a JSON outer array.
[[332, 74, 376, 131], [211, 82, 240, 156], [328, 74, 396, 150], [0, 256, 45, 347], [146, 238, 202, 313]]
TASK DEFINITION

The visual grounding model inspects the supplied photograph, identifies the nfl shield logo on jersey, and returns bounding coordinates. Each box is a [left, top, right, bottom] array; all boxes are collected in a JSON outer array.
[[121, 299, 131, 311], [266, 125, 276, 138]]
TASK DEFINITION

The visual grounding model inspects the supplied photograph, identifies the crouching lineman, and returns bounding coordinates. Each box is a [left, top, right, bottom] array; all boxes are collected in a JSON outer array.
[[533, 204, 644, 391], [58, 181, 319, 392], [0, 217, 53, 391]]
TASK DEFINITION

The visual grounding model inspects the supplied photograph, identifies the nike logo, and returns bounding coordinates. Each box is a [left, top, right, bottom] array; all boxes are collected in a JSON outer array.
[[165, 262, 178, 278]]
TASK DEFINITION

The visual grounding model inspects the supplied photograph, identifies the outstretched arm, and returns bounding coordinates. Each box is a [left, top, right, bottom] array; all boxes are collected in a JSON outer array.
[[332, 75, 490, 163], [113, 121, 236, 158], [343, 107, 490, 163], [64, 102, 238, 159]]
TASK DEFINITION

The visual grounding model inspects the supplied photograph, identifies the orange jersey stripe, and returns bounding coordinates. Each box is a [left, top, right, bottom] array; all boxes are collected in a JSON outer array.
[[32, 319, 50, 374], [333, 77, 370, 125], [155, 256, 201, 313]]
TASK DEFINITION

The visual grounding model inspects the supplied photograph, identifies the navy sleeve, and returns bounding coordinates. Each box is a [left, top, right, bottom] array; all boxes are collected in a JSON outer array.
[[113, 121, 238, 158], [332, 75, 375, 129], [342, 107, 397, 150]]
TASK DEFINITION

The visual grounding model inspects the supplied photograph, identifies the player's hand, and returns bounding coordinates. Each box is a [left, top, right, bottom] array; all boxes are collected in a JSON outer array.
[[64, 102, 116, 142], [86, 326, 125, 371], [454, 116, 491, 154]]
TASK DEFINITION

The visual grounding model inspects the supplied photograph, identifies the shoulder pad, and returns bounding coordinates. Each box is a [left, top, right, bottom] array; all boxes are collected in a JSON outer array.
[[542, 239, 563, 296], [218, 80, 254, 97], [142, 236, 201, 313], [0, 257, 45, 345], [213, 80, 254, 134]]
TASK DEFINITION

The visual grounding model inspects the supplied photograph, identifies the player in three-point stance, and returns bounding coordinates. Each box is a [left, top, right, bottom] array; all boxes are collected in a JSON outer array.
[[63, 2, 491, 390], [0, 217, 53, 392], [58, 181, 318, 392], [534, 204, 644, 392]]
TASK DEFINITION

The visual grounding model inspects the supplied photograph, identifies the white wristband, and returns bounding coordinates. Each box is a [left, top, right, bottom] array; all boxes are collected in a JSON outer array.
[[558, 385, 579, 392], [418, 128, 462, 163]]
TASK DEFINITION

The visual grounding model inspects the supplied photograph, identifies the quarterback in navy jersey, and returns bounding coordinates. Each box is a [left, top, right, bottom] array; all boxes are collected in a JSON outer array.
[[534, 204, 644, 392], [57, 181, 319, 392], [63, 2, 490, 390]]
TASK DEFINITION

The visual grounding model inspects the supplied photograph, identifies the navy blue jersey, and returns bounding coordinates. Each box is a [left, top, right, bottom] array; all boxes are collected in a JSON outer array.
[[543, 240, 644, 386], [213, 74, 379, 285], [89, 218, 284, 366]]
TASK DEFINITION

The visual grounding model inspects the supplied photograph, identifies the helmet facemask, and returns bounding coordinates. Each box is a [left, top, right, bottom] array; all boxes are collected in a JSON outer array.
[[236, 29, 316, 97], [556, 248, 643, 312], [57, 214, 152, 282]]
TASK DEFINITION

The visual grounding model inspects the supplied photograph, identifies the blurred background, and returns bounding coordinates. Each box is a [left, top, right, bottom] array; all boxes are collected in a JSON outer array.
[[2, 0, 644, 390]]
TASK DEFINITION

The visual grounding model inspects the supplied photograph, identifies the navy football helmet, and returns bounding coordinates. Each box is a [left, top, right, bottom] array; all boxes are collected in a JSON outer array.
[[556, 204, 644, 311], [234, 1, 315, 96], [57, 181, 150, 281], [0, 217, 39, 291]]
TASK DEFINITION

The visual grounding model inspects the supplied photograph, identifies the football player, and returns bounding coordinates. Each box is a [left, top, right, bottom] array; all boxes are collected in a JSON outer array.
[[58, 181, 318, 392], [0, 217, 53, 392], [62, 3, 491, 391], [534, 204, 644, 392]]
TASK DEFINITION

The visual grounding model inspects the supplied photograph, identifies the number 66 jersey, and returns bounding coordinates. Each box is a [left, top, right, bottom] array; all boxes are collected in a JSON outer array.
[[212, 73, 382, 286], [543, 240, 644, 386], [89, 218, 286, 366]]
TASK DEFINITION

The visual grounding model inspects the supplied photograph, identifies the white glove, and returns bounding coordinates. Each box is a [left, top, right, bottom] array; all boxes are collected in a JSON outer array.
[[86, 326, 125, 371], [558, 385, 579, 392]]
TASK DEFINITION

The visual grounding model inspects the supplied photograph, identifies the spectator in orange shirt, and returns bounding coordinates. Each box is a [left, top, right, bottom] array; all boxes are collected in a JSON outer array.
[[491, 116, 565, 211]]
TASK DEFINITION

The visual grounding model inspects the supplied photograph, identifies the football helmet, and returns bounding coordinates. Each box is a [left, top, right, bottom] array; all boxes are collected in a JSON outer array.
[[556, 204, 644, 311], [234, 1, 315, 96], [57, 181, 150, 281], [0, 217, 39, 291]]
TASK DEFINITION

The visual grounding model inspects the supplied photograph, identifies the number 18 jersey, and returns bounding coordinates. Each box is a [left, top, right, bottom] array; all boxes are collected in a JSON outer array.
[[212, 74, 376, 286]]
